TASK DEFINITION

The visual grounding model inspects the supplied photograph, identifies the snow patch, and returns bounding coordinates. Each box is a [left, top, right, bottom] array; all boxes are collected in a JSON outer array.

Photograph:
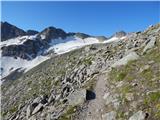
[[1, 55, 49, 79], [47, 36, 100, 54], [0, 35, 37, 46], [40, 34, 46, 39], [103, 37, 120, 43]]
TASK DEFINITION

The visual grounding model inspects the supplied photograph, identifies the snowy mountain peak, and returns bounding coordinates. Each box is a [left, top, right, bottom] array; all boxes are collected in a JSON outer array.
[[38, 26, 67, 40]]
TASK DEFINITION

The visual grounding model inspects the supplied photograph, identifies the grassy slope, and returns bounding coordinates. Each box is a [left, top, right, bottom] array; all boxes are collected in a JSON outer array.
[[108, 37, 160, 119]]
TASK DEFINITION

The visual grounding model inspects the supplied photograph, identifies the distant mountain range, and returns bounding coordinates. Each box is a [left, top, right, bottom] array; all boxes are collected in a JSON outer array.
[[0, 21, 126, 80]]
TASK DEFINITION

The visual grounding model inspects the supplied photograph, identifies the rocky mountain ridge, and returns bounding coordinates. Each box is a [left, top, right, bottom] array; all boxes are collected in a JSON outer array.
[[1, 22, 39, 41], [1, 23, 160, 120], [0, 22, 101, 61]]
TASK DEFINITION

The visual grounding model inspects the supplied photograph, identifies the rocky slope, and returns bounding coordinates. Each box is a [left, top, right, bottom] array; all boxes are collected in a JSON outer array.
[[1, 24, 160, 120]]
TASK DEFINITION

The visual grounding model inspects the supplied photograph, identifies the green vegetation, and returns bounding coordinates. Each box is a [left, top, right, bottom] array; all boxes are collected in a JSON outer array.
[[120, 85, 132, 95], [109, 61, 135, 83], [145, 92, 160, 104], [9, 105, 18, 114], [115, 72, 127, 82], [108, 38, 160, 119], [59, 106, 76, 120], [82, 56, 93, 65]]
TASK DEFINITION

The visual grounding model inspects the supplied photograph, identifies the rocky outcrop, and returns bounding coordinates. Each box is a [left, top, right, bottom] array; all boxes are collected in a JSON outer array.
[[143, 37, 156, 54], [1, 38, 48, 60], [38, 26, 67, 41]]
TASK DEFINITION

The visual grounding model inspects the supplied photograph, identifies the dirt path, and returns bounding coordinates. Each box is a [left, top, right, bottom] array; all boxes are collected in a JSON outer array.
[[85, 73, 108, 120]]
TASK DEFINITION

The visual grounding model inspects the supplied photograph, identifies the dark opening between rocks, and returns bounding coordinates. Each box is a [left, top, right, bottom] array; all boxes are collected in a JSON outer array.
[[86, 90, 96, 100]]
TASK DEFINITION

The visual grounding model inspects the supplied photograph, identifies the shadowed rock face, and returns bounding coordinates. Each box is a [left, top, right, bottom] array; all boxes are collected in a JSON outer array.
[[1, 22, 26, 41], [1, 39, 48, 60], [74, 32, 90, 39], [26, 30, 39, 35], [67, 32, 91, 39]]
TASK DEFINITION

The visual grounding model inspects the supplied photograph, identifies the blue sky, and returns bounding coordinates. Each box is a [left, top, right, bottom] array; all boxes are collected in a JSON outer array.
[[1, 1, 160, 37]]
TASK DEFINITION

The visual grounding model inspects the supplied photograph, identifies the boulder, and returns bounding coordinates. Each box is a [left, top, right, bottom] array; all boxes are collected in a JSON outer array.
[[32, 97, 42, 104], [67, 89, 86, 106], [48, 94, 55, 103], [129, 111, 146, 120], [103, 92, 119, 109], [112, 52, 139, 67], [26, 104, 34, 119], [102, 111, 116, 120], [32, 103, 43, 115], [143, 37, 156, 53]]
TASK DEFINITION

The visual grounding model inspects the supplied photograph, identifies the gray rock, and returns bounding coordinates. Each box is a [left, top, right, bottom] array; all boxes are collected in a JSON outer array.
[[48, 94, 55, 103], [112, 52, 139, 67], [102, 111, 116, 120], [103, 92, 119, 109], [32, 97, 41, 104], [129, 111, 145, 120], [26, 105, 33, 119], [68, 89, 86, 106], [125, 93, 134, 101], [40, 95, 48, 104], [139, 65, 150, 73], [143, 37, 156, 53], [32, 103, 43, 115], [55, 94, 61, 101]]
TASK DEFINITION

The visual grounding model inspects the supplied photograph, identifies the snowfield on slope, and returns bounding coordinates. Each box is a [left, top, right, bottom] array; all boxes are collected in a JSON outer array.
[[47, 36, 101, 54], [1, 56, 49, 78], [0, 35, 37, 47], [1, 35, 126, 79]]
